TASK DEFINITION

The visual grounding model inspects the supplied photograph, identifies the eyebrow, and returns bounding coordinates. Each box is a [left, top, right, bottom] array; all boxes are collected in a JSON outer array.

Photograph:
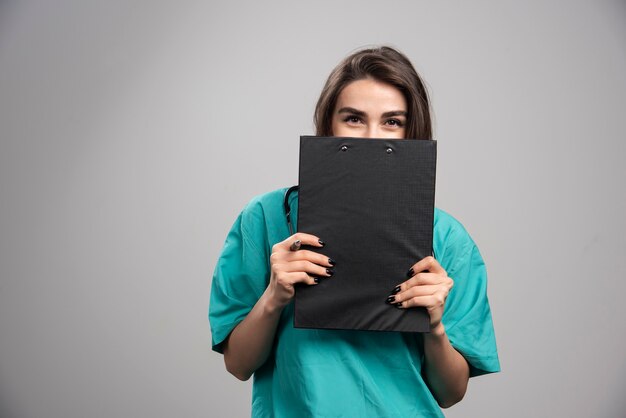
[[336, 107, 366, 117], [336, 107, 407, 118], [381, 110, 408, 118]]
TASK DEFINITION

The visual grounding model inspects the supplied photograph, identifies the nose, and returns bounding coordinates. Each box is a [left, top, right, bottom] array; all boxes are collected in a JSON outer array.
[[363, 125, 381, 138]]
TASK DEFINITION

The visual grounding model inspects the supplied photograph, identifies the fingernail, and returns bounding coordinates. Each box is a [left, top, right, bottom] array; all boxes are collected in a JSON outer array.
[[289, 240, 301, 251], [318, 239, 326, 246], [326, 268, 334, 276], [386, 296, 396, 304], [314, 277, 320, 284], [406, 268, 414, 278], [392, 285, 401, 294], [328, 258, 336, 266], [395, 302, 403, 308]]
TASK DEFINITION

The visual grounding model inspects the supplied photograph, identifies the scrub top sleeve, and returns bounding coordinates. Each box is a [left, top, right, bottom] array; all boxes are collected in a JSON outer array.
[[439, 226, 501, 377], [209, 204, 270, 354]]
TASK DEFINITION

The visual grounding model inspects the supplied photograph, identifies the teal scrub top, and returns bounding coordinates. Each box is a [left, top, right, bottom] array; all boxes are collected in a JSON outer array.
[[209, 188, 500, 418]]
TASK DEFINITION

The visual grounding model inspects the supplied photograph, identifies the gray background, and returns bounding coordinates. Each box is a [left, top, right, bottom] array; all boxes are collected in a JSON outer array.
[[1, 1, 625, 417]]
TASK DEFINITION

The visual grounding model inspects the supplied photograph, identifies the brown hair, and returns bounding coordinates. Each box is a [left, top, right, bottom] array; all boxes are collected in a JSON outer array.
[[314, 46, 432, 140]]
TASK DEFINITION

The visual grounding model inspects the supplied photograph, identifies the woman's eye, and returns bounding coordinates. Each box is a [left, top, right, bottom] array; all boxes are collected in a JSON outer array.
[[385, 119, 404, 127], [344, 116, 362, 124]]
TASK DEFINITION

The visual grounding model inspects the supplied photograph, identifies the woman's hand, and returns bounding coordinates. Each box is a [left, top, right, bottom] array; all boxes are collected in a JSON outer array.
[[388, 256, 468, 407], [267, 232, 335, 311], [389, 256, 453, 333], [223, 232, 334, 380]]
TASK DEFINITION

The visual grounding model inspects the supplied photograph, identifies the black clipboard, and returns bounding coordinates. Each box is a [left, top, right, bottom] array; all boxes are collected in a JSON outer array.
[[294, 136, 436, 332]]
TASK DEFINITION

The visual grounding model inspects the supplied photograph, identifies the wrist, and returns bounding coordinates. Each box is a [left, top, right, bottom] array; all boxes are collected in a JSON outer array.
[[426, 323, 447, 340], [261, 287, 287, 316]]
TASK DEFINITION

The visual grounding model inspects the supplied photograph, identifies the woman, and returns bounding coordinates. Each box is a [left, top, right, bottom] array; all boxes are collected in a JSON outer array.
[[209, 46, 500, 417]]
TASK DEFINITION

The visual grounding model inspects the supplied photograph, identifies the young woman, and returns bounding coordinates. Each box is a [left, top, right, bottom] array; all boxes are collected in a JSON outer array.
[[209, 46, 500, 417]]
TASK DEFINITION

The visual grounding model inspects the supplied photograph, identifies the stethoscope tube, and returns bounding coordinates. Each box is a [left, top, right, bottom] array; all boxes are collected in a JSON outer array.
[[283, 185, 299, 236]]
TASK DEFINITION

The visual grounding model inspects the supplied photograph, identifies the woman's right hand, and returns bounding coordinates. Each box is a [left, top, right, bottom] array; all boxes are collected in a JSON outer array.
[[223, 233, 333, 380], [267, 232, 335, 310]]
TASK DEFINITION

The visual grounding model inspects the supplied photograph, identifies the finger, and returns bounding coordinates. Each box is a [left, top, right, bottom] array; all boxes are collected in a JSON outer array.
[[406, 256, 445, 277], [396, 290, 448, 309], [390, 284, 449, 303], [283, 250, 335, 268], [277, 232, 325, 252], [280, 260, 334, 277], [270, 250, 336, 272], [289, 271, 320, 286], [386, 284, 441, 305], [396, 273, 452, 292], [276, 271, 319, 287], [393, 284, 442, 302]]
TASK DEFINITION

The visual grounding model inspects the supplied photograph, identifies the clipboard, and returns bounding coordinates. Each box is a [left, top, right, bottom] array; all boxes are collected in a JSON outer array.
[[295, 136, 437, 332]]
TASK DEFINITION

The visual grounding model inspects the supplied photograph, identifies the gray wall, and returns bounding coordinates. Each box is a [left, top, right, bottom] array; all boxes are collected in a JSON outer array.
[[1, 1, 625, 417]]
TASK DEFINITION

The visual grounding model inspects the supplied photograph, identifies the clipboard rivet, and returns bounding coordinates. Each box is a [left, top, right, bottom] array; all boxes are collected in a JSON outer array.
[[386, 147, 393, 154], [341, 145, 348, 152]]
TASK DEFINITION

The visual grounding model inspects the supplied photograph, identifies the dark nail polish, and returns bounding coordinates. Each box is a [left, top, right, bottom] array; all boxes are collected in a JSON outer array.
[[406, 268, 414, 278], [326, 268, 334, 276], [318, 239, 326, 246], [386, 296, 396, 304], [392, 285, 401, 294], [290, 240, 302, 251], [396, 302, 403, 308], [328, 258, 336, 266], [314, 277, 320, 284]]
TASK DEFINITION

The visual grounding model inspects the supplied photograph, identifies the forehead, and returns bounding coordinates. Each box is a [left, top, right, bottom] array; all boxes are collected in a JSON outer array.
[[335, 78, 406, 111]]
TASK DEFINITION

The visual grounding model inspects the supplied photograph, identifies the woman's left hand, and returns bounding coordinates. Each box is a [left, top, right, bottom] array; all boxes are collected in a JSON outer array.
[[389, 256, 453, 333]]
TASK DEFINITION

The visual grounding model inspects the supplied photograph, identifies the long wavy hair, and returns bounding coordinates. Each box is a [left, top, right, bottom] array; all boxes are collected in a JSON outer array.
[[314, 46, 432, 140]]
